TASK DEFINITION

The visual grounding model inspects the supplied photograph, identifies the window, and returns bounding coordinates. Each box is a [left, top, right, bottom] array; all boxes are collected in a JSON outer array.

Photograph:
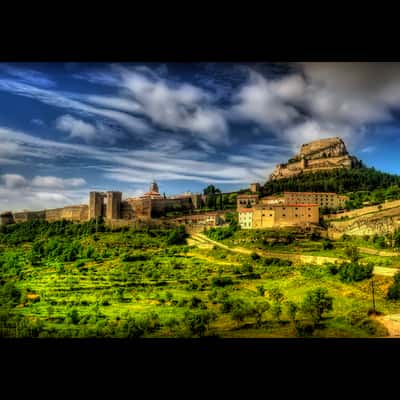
[[282, 214, 286, 217], [308, 215, 311, 217], [295, 214, 298, 217], [269, 214, 272, 217]]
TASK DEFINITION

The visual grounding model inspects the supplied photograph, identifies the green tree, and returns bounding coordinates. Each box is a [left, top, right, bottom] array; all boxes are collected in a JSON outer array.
[[251, 300, 270, 327], [286, 301, 298, 324], [301, 288, 333, 325], [345, 246, 360, 263], [387, 272, 400, 300]]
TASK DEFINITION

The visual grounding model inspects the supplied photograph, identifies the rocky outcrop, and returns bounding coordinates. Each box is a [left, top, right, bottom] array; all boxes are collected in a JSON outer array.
[[328, 204, 400, 238], [270, 137, 360, 181]]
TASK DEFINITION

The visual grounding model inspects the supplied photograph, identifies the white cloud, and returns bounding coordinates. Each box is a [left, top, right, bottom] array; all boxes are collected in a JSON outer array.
[[0, 172, 88, 212], [56, 115, 96, 142], [1, 174, 27, 189], [0, 80, 151, 137], [117, 66, 229, 145], [231, 70, 300, 128], [231, 63, 400, 149], [32, 176, 86, 189]]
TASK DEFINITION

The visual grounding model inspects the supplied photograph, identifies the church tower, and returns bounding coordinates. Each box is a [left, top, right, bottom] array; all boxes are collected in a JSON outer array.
[[150, 180, 159, 193]]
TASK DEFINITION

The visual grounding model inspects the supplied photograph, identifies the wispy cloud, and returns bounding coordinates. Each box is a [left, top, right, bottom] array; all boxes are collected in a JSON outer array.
[[0, 64, 56, 88]]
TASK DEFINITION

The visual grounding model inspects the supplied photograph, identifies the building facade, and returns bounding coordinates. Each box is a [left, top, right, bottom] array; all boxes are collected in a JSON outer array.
[[238, 208, 253, 229], [237, 194, 259, 209], [283, 192, 348, 209], [238, 203, 319, 229]]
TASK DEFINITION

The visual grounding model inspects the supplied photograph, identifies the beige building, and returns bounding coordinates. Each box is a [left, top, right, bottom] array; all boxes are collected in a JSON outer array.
[[250, 183, 261, 193], [237, 194, 259, 209], [283, 192, 348, 209], [238, 208, 253, 229], [238, 203, 319, 229]]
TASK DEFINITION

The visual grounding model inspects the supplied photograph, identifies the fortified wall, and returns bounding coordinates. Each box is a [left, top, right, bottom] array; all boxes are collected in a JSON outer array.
[[0, 181, 207, 226]]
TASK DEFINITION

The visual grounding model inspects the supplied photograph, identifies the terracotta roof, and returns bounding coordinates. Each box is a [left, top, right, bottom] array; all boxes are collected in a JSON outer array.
[[237, 194, 259, 198], [238, 208, 253, 213]]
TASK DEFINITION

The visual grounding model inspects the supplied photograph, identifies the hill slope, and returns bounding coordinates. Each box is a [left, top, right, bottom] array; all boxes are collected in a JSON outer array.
[[263, 166, 400, 195]]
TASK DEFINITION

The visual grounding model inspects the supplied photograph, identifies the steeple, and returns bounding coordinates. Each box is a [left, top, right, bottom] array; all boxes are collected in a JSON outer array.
[[150, 180, 159, 193]]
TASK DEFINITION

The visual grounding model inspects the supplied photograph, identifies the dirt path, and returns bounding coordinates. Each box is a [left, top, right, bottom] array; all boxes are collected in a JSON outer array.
[[357, 247, 400, 257], [190, 233, 400, 276], [376, 314, 400, 337]]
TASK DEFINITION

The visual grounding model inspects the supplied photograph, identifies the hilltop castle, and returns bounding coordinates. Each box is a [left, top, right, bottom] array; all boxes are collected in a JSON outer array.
[[269, 137, 361, 181]]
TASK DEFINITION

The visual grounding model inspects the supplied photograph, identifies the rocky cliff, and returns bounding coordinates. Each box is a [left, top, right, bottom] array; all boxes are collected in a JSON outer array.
[[269, 137, 360, 181]]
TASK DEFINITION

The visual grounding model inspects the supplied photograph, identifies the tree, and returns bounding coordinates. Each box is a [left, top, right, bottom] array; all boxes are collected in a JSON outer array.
[[345, 246, 360, 263], [271, 302, 282, 321], [267, 288, 285, 304], [387, 271, 400, 300], [203, 185, 219, 195], [286, 301, 298, 324], [251, 300, 270, 327], [301, 288, 333, 325], [184, 310, 216, 337]]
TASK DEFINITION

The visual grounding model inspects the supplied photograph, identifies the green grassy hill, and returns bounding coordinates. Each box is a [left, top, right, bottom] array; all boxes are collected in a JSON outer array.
[[1, 219, 400, 338]]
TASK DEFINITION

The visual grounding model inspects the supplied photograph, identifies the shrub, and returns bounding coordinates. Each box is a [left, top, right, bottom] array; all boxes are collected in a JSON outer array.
[[327, 263, 339, 275], [184, 310, 216, 337], [66, 308, 80, 325], [211, 276, 233, 287], [230, 299, 252, 327], [75, 261, 85, 269], [387, 272, 400, 300], [256, 285, 266, 297], [322, 239, 333, 250], [189, 296, 204, 309], [301, 287, 333, 325], [251, 300, 270, 327], [250, 252, 260, 260], [295, 322, 315, 337], [286, 301, 298, 323], [271, 302, 282, 321], [338, 262, 373, 283], [344, 246, 360, 263]]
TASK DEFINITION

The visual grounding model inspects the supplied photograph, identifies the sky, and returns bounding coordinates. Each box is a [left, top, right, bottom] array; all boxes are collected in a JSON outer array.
[[1, 62, 400, 212]]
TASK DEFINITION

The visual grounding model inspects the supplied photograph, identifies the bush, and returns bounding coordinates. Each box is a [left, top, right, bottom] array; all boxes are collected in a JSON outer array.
[[322, 239, 333, 250], [295, 322, 315, 337], [184, 310, 216, 337], [66, 308, 80, 325], [387, 272, 400, 300], [344, 246, 360, 263], [301, 287, 333, 325], [338, 262, 373, 283], [211, 276, 233, 287]]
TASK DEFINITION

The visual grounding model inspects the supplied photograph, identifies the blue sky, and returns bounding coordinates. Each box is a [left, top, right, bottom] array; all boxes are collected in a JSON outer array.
[[0, 62, 400, 212]]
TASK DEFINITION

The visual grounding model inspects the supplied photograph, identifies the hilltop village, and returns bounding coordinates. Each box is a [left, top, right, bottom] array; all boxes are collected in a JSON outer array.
[[0, 137, 359, 232]]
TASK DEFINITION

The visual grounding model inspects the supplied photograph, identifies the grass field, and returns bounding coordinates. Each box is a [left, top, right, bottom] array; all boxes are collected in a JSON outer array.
[[1, 221, 400, 338]]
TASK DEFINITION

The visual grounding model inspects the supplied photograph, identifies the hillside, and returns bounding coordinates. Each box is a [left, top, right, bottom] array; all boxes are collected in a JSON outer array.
[[2, 219, 400, 338], [263, 166, 400, 196]]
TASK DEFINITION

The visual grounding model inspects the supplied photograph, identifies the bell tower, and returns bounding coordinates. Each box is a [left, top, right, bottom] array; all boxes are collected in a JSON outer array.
[[150, 180, 159, 193]]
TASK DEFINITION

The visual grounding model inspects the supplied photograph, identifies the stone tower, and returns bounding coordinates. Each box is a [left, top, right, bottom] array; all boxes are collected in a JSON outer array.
[[89, 192, 105, 220], [150, 180, 159, 193], [250, 183, 261, 193], [106, 191, 122, 220], [0, 211, 15, 226]]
